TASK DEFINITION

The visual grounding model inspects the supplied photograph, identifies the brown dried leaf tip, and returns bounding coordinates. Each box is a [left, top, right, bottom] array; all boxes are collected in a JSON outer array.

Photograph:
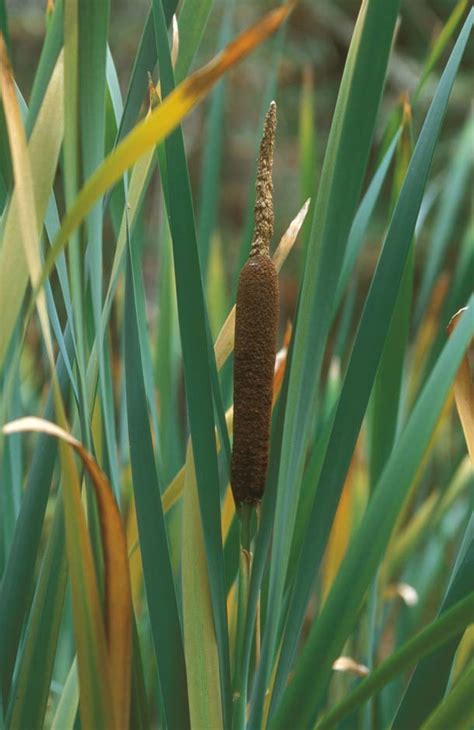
[[231, 102, 280, 507]]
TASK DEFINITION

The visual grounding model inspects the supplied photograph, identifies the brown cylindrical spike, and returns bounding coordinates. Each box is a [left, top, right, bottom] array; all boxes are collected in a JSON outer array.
[[231, 102, 280, 506]]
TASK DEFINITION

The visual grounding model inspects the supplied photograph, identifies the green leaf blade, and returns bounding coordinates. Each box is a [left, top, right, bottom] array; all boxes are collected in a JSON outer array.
[[268, 12, 473, 717], [272, 296, 474, 729]]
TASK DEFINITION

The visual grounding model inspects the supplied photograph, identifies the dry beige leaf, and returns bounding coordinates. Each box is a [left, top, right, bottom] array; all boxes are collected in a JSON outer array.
[[447, 306, 473, 463], [332, 656, 369, 677]]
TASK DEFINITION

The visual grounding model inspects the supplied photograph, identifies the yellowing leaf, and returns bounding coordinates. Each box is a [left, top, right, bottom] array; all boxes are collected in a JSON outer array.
[[0, 34, 56, 370], [447, 306, 474, 462], [227, 581, 239, 666], [321, 437, 365, 602], [2, 417, 132, 729], [0, 48, 64, 371], [221, 483, 236, 544], [35, 2, 296, 299], [126, 496, 144, 611], [182, 443, 223, 730], [408, 274, 449, 406]]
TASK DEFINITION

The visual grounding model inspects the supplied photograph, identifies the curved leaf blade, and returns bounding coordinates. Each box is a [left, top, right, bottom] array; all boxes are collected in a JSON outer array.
[[3, 417, 132, 729]]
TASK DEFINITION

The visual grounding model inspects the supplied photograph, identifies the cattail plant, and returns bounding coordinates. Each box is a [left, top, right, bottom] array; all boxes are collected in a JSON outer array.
[[230, 100, 280, 730], [231, 101, 280, 507]]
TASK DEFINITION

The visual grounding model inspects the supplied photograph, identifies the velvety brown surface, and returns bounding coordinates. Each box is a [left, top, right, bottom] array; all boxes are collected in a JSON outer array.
[[231, 254, 279, 505]]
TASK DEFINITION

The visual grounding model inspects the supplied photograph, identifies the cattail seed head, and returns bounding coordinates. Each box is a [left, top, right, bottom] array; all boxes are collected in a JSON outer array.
[[250, 100, 276, 258], [231, 102, 279, 506]]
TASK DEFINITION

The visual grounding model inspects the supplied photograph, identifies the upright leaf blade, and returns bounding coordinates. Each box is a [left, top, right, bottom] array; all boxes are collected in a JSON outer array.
[[6, 499, 68, 730], [175, 0, 213, 83], [181, 445, 223, 730], [124, 245, 190, 730], [0, 51, 64, 370], [420, 662, 474, 730], [369, 100, 414, 486], [152, 0, 231, 720], [269, 12, 474, 716], [272, 298, 474, 729]]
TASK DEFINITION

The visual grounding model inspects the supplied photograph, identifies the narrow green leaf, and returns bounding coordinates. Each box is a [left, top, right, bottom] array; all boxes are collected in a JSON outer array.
[[153, 1, 231, 723], [298, 65, 317, 210], [79, 0, 120, 494], [182, 445, 223, 730], [124, 243, 190, 730], [130, 617, 150, 730], [26, 0, 63, 136], [415, 114, 473, 327], [63, 0, 94, 462], [197, 0, 235, 281], [271, 297, 473, 729], [175, 0, 213, 83], [112, 1, 177, 145], [7, 501, 67, 730], [414, 0, 469, 101], [334, 129, 400, 313], [154, 219, 183, 484], [315, 592, 474, 730], [51, 659, 79, 730], [269, 13, 473, 716], [420, 661, 474, 730], [369, 102, 414, 486], [0, 0, 10, 55]]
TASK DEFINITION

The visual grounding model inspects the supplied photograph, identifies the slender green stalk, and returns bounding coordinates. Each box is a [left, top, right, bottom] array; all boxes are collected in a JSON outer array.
[[233, 503, 254, 730], [363, 570, 379, 730]]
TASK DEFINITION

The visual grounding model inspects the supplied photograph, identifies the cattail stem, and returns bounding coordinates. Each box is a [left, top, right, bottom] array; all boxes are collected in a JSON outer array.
[[255, 502, 262, 665], [231, 101, 279, 727], [232, 503, 255, 730]]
